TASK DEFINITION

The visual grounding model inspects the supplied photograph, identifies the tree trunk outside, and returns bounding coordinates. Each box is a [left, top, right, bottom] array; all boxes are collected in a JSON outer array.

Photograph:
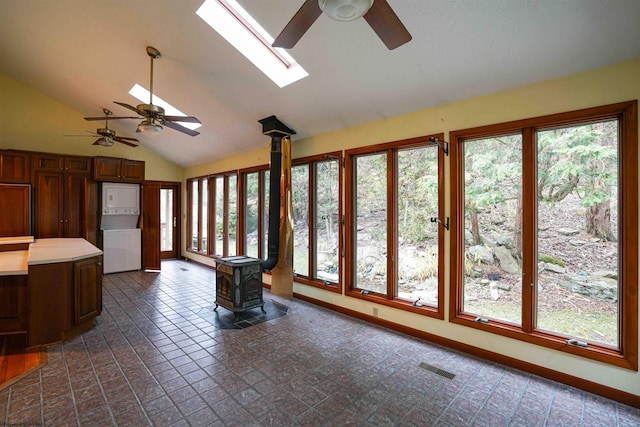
[[585, 198, 616, 241], [470, 209, 481, 246]]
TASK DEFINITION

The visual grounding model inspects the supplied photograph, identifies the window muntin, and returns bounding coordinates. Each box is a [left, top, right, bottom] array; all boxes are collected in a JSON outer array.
[[190, 179, 199, 251], [450, 101, 637, 369], [346, 136, 445, 316]]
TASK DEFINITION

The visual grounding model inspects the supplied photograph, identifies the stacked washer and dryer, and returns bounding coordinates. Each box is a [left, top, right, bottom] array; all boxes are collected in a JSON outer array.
[[100, 182, 142, 274]]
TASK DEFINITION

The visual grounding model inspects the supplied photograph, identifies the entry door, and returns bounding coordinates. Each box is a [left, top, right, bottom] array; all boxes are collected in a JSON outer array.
[[160, 183, 180, 259]]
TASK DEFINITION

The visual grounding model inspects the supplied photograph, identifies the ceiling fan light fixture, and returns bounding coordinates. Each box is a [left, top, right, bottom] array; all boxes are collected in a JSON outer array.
[[137, 119, 163, 135], [319, 0, 373, 21], [97, 137, 114, 147]]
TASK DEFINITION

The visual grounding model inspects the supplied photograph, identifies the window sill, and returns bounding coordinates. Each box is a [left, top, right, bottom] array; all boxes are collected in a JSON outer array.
[[450, 312, 635, 370], [346, 289, 444, 319]]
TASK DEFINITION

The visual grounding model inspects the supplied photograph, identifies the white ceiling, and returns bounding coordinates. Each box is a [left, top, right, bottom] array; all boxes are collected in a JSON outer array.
[[0, 0, 639, 168]]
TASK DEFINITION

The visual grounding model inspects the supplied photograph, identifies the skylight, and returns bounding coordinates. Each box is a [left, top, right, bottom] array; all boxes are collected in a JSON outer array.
[[128, 84, 202, 131], [196, 0, 308, 88]]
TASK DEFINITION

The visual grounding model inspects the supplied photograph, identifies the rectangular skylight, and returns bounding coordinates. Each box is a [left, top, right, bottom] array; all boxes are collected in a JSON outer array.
[[196, 0, 308, 88], [128, 84, 202, 131]]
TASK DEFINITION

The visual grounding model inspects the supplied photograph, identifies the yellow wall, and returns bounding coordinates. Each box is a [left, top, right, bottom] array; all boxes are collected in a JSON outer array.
[[184, 58, 640, 398], [0, 72, 183, 182]]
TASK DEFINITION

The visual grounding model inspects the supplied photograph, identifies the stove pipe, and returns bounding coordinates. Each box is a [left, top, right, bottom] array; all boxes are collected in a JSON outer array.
[[258, 115, 295, 271]]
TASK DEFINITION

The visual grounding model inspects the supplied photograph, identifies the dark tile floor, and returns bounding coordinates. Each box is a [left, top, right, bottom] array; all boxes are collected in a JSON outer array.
[[1, 259, 638, 426]]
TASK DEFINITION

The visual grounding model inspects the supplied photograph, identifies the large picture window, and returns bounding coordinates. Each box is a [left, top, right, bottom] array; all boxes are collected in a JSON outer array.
[[345, 135, 445, 317], [292, 153, 342, 290], [450, 101, 638, 368]]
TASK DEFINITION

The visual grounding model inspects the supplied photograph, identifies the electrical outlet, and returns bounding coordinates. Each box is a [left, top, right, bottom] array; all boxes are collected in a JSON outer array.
[[372, 307, 378, 317]]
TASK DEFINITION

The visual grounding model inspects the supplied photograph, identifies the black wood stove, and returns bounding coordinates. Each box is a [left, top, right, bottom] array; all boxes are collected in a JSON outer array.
[[214, 255, 265, 319]]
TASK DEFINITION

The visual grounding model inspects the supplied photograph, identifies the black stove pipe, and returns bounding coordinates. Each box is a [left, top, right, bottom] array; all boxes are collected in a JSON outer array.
[[262, 137, 282, 271], [258, 115, 295, 272]]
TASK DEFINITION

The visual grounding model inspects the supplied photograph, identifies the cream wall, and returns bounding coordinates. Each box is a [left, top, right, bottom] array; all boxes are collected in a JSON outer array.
[[0, 73, 183, 182], [184, 58, 640, 398]]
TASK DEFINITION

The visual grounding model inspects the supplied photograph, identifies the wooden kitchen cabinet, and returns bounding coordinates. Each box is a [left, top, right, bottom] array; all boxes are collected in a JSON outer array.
[[94, 156, 145, 183], [28, 255, 102, 347], [0, 275, 28, 334], [0, 150, 31, 183], [32, 153, 92, 239], [32, 152, 92, 174], [32, 171, 88, 238]]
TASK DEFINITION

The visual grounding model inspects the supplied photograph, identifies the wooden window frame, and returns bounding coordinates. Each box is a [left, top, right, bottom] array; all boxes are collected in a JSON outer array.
[[238, 165, 269, 259], [292, 151, 343, 293], [208, 172, 237, 258], [449, 101, 638, 370], [345, 134, 445, 319], [186, 177, 208, 255]]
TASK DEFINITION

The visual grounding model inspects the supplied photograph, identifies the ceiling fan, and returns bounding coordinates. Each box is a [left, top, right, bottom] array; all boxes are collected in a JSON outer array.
[[273, 0, 412, 50], [85, 46, 201, 137], [67, 109, 139, 147]]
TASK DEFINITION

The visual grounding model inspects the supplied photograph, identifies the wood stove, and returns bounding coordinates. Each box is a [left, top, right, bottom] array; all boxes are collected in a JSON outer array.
[[214, 255, 265, 319]]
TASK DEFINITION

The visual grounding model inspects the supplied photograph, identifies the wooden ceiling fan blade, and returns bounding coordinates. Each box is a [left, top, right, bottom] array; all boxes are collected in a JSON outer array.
[[85, 116, 139, 121], [162, 115, 201, 124], [114, 137, 138, 147], [163, 120, 200, 137], [272, 0, 322, 49], [113, 101, 146, 116], [363, 0, 412, 50], [115, 136, 139, 142], [92, 139, 102, 145]]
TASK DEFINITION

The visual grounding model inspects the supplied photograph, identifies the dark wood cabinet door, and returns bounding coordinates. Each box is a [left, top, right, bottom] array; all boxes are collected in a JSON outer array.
[[0, 275, 27, 333], [73, 256, 102, 325], [121, 160, 145, 182], [32, 153, 64, 172], [0, 150, 31, 183], [64, 156, 92, 175], [33, 171, 64, 238], [93, 157, 121, 181], [65, 175, 87, 238], [0, 184, 31, 237]]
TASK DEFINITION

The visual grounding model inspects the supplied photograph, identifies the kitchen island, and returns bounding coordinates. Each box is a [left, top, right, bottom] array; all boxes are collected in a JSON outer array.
[[0, 237, 103, 347]]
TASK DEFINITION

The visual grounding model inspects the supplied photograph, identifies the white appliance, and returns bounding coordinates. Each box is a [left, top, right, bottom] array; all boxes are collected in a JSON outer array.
[[100, 182, 141, 274]]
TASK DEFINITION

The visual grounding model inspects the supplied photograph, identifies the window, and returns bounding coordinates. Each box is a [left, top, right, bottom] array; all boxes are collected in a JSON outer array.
[[292, 153, 342, 290], [187, 173, 237, 257], [211, 173, 238, 257], [187, 177, 207, 254], [345, 135, 445, 317], [240, 166, 270, 259], [450, 101, 638, 369]]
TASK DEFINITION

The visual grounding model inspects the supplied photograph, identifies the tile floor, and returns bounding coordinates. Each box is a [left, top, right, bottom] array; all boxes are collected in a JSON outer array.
[[1, 259, 638, 426]]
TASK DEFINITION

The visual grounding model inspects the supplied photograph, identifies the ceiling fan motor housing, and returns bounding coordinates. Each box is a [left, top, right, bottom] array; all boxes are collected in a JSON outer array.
[[137, 103, 165, 117], [319, 0, 374, 21]]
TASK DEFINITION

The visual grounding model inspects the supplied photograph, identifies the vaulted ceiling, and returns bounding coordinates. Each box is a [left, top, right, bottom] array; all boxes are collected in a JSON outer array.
[[1, 0, 639, 167]]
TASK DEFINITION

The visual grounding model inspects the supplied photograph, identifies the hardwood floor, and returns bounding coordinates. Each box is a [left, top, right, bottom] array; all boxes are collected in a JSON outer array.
[[0, 334, 45, 391]]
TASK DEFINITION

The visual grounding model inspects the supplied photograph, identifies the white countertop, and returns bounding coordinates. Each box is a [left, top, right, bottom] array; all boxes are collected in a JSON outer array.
[[0, 236, 34, 245], [0, 238, 103, 275], [0, 250, 29, 276], [27, 238, 103, 266]]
